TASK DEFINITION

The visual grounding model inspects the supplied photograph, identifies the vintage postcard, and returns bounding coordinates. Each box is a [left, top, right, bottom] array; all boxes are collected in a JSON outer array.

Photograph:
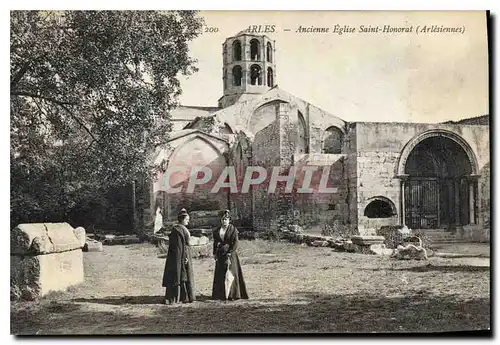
[[10, 10, 490, 335]]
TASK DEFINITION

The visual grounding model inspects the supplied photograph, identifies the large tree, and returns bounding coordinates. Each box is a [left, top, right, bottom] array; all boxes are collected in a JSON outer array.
[[10, 10, 204, 227]]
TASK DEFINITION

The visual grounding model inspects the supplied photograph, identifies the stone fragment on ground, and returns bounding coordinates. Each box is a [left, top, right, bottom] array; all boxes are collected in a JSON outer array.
[[343, 241, 358, 252], [74, 227, 86, 248], [190, 228, 213, 238], [190, 235, 209, 246], [328, 239, 347, 250], [398, 225, 412, 235], [12, 223, 84, 254], [157, 242, 212, 259], [288, 225, 304, 233], [392, 244, 428, 260], [351, 235, 385, 246], [11, 223, 85, 300], [310, 240, 329, 247], [102, 235, 141, 245], [369, 243, 394, 256], [403, 236, 422, 247], [83, 240, 103, 252]]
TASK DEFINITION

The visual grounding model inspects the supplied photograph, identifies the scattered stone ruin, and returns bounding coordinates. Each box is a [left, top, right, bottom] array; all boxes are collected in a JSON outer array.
[[11, 223, 86, 300], [152, 210, 215, 259]]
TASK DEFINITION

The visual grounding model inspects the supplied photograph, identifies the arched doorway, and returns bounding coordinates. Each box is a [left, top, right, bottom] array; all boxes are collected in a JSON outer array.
[[398, 132, 479, 229], [164, 136, 229, 220]]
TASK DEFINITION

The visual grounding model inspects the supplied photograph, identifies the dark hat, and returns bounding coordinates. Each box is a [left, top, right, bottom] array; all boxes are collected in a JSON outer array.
[[219, 209, 231, 219], [178, 208, 189, 217]]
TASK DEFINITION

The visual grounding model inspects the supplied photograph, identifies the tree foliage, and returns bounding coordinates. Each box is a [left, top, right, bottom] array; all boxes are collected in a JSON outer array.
[[10, 10, 204, 227]]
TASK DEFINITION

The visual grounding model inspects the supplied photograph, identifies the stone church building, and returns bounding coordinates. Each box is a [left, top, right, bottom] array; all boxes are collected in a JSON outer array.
[[145, 30, 490, 240]]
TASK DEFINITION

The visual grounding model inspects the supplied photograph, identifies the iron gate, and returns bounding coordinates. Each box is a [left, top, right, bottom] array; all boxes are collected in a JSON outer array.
[[404, 178, 440, 229]]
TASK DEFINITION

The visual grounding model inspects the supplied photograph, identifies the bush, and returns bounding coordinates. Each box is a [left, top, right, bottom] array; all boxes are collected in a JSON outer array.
[[321, 217, 356, 239], [377, 226, 404, 249], [411, 230, 433, 249], [376, 226, 433, 249], [260, 229, 282, 242]]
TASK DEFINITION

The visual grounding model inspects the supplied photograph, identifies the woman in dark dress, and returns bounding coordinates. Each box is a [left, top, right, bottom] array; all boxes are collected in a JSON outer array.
[[212, 210, 248, 301], [162, 208, 196, 304]]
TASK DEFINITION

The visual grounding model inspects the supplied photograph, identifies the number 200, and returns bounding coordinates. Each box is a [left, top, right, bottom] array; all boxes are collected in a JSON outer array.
[[205, 26, 219, 33]]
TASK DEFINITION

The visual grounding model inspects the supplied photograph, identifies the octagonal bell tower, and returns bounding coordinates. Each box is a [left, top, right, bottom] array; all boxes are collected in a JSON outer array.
[[218, 30, 276, 108]]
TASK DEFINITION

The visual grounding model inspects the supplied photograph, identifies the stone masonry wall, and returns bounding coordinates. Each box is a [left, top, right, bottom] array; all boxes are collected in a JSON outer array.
[[356, 151, 400, 235], [343, 124, 358, 233], [275, 103, 298, 229], [478, 162, 490, 229], [294, 158, 347, 233], [251, 119, 280, 232], [354, 122, 490, 237], [229, 134, 253, 226], [251, 102, 302, 232]]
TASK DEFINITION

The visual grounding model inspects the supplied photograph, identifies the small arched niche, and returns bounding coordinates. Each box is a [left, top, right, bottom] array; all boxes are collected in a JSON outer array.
[[322, 126, 344, 154], [364, 198, 396, 219]]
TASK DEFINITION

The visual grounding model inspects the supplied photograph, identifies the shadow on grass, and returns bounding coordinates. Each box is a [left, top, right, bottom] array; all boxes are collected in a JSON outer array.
[[361, 263, 490, 273], [72, 294, 213, 305], [389, 265, 490, 273], [11, 291, 491, 335]]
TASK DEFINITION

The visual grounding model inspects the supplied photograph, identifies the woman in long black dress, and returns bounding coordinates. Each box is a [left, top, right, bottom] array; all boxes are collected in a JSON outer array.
[[212, 210, 248, 301], [162, 208, 196, 304]]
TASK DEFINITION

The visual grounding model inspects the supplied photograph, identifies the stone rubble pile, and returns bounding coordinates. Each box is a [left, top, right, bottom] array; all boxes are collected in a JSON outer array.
[[235, 225, 430, 260], [152, 229, 212, 259]]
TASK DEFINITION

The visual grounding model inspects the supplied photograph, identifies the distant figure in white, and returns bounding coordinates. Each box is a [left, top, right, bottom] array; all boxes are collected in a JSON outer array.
[[154, 207, 163, 233]]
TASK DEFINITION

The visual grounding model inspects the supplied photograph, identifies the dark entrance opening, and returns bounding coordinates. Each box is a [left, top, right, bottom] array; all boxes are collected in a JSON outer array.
[[364, 199, 394, 218], [403, 136, 476, 229]]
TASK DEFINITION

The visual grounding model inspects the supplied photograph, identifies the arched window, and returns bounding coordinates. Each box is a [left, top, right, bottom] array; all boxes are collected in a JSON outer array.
[[266, 42, 273, 62], [250, 64, 262, 85], [250, 39, 260, 61], [232, 40, 242, 61], [223, 69, 227, 89], [322, 126, 343, 154], [364, 199, 396, 218], [297, 111, 308, 154], [267, 67, 274, 87], [232, 65, 242, 86]]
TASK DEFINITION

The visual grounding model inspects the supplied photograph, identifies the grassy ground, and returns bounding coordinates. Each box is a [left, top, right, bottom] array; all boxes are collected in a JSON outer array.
[[11, 240, 490, 335]]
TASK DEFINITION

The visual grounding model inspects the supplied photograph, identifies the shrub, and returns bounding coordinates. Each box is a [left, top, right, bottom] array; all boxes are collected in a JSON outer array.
[[410, 230, 433, 249], [377, 226, 404, 249], [321, 217, 356, 239], [376, 226, 433, 249]]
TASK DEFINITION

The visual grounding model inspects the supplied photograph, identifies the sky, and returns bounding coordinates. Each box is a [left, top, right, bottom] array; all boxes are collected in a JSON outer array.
[[177, 10, 489, 123]]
